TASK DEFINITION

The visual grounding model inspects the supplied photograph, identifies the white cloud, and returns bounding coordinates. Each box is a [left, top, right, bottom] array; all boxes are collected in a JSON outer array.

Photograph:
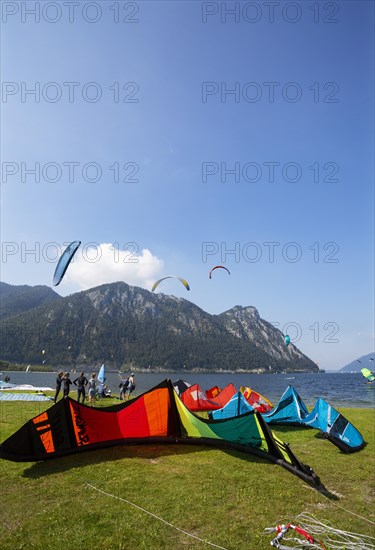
[[66, 243, 164, 291]]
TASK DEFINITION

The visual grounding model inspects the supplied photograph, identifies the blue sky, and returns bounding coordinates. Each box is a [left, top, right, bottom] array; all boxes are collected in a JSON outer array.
[[1, 1, 374, 370]]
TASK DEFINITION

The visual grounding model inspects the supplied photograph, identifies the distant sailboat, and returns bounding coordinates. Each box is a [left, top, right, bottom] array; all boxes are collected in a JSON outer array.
[[26, 365, 31, 373], [98, 364, 105, 383]]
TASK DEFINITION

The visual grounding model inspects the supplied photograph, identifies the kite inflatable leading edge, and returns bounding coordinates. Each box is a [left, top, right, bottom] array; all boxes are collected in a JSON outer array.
[[0, 380, 324, 490]]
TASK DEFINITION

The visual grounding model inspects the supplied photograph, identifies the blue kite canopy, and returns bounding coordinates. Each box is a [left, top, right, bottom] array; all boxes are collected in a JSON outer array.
[[262, 385, 309, 424], [209, 385, 365, 453], [303, 398, 365, 451], [209, 391, 253, 420], [262, 386, 365, 453], [53, 241, 81, 286]]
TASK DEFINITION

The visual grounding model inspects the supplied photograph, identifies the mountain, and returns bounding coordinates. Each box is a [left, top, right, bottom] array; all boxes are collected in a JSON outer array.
[[0, 281, 319, 373], [339, 353, 375, 373], [0, 282, 62, 319]]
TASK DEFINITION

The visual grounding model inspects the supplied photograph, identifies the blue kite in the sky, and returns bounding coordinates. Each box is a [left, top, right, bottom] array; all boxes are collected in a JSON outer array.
[[53, 241, 81, 286]]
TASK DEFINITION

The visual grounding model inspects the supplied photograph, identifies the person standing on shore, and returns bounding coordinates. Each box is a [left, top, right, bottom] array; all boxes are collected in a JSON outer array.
[[62, 372, 72, 399], [125, 373, 135, 401], [73, 372, 88, 404], [119, 377, 129, 400], [54, 371, 64, 403], [87, 373, 97, 406]]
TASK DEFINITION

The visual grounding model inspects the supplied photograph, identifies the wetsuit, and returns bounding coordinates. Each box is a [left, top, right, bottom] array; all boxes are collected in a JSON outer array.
[[62, 376, 72, 398], [54, 376, 62, 403], [73, 375, 88, 403]]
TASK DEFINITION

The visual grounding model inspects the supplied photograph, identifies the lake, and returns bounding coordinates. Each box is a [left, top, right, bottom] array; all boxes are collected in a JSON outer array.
[[1, 371, 374, 408]]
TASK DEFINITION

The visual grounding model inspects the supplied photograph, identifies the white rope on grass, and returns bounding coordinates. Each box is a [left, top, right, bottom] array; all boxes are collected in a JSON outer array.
[[85, 482, 229, 550], [264, 512, 375, 550], [318, 490, 375, 526], [296, 512, 375, 550]]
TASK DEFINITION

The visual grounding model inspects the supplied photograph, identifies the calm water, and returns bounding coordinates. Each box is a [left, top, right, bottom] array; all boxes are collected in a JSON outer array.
[[1, 371, 374, 408]]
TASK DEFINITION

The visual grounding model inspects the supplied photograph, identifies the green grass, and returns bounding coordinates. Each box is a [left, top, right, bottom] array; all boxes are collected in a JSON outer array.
[[0, 396, 374, 550]]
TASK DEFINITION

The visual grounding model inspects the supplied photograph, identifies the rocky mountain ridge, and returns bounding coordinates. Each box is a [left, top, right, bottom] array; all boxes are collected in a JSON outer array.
[[0, 281, 319, 373]]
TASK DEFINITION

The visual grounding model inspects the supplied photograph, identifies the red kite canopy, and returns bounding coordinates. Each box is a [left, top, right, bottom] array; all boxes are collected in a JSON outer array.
[[181, 384, 237, 412], [0, 380, 325, 491], [240, 386, 273, 413], [209, 265, 230, 279]]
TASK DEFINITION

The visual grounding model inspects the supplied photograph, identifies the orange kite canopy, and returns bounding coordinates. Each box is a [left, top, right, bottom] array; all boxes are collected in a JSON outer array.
[[240, 386, 273, 413], [0, 380, 325, 491]]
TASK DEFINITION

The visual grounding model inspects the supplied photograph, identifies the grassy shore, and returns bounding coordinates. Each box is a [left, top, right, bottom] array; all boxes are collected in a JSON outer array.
[[0, 395, 374, 550]]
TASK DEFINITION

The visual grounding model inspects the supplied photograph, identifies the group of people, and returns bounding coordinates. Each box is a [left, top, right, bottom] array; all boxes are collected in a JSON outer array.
[[119, 373, 136, 400], [54, 371, 135, 405]]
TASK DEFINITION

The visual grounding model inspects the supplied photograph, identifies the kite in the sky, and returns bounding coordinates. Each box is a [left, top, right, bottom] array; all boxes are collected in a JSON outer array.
[[208, 265, 230, 279], [53, 241, 81, 286], [152, 276, 190, 292], [361, 368, 375, 383]]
